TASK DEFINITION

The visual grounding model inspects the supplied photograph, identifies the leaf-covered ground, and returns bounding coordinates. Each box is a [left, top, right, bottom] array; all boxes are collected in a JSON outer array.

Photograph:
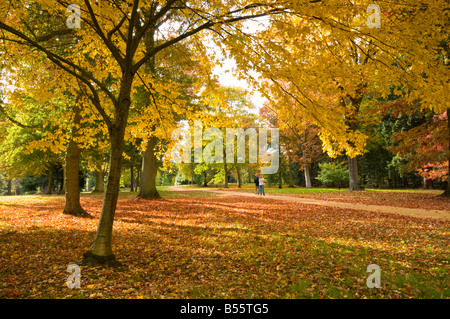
[[214, 186, 450, 211], [0, 191, 448, 299], [293, 190, 450, 211]]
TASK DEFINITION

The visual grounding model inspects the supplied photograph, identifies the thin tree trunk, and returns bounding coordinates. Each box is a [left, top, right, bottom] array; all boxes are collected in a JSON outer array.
[[47, 167, 53, 194], [236, 165, 242, 188], [138, 136, 160, 199], [136, 163, 140, 191], [58, 165, 66, 195], [278, 152, 282, 189], [301, 143, 312, 188], [424, 177, 433, 189], [288, 162, 295, 187], [440, 108, 450, 197], [203, 172, 208, 187], [348, 156, 361, 191], [130, 163, 134, 192], [92, 169, 105, 193], [278, 168, 282, 189], [304, 164, 312, 189], [224, 162, 229, 188], [6, 179, 12, 195]]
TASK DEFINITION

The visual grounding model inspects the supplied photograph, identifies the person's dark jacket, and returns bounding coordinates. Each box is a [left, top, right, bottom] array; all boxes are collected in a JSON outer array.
[[254, 177, 259, 186]]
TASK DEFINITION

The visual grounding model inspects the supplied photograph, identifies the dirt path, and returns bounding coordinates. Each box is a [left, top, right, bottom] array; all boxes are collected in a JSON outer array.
[[169, 187, 450, 221]]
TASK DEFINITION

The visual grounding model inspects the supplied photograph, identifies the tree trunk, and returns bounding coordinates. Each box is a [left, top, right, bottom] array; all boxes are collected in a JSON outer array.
[[63, 138, 89, 217], [136, 163, 140, 191], [136, 29, 160, 200], [203, 172, 208, 187], [130, 163, 134, 192], [288, 162, 295, 187], [304, 164, 312, 189], [92, 169, 105, 193], [224, 162, 229, 188], [191, 163, 195, 185], [440, 108, 450, 197], [424, 177, 433, 189], [138, 136, 160, 199], [236, 165, 242, 188], [82, 126, 127, 265], [63, 99, 88, 216], [46, 167, 53, 194], [348, 156, 361, 191], [6, 179, 12, 195], [82, 70, 134, 266], [58, 165, 66, 195], [278, 168, 282, 189], [248, 168, 253, 183]]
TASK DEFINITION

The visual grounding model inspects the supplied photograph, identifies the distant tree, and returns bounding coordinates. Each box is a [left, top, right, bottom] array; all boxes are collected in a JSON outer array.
[[317, 162, 349, 189]]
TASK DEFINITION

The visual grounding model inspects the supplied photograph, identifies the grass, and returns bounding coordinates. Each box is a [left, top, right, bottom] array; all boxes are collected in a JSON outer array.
[[176, 183, 445, 195], [176, 184, 346, 194], [174, 184, 450, 210]]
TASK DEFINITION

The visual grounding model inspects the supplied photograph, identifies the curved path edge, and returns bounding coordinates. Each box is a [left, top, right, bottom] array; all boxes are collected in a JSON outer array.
[[169, 187, 450, 221]]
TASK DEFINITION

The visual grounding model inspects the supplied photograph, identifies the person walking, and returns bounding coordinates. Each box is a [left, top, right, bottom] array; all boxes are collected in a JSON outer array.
[[254, 174, 260, 195], [259, 175, 265, 196]]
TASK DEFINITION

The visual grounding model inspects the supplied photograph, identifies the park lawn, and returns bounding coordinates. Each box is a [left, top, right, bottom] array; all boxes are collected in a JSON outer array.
[[117, 187, 218, 199], [188, 184, 450, 211], [181, 184, 345, 195], [295, 189, 450, 211], [270, 188, 450, 211], [0, 190, 448, 299]]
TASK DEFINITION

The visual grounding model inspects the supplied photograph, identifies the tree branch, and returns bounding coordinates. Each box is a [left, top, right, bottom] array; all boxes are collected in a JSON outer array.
[[133, 0, 178, 49], [84, 0, 125, 68], [125, 0, 141, 68], [0, 20, 118, 107], [0, 103, 40, 128], [107, 16, 127, 41]]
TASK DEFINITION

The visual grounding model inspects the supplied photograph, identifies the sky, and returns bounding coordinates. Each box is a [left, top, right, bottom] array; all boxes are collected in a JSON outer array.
[[212, 59, 267, 113], [210, 17, 271, 114]]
